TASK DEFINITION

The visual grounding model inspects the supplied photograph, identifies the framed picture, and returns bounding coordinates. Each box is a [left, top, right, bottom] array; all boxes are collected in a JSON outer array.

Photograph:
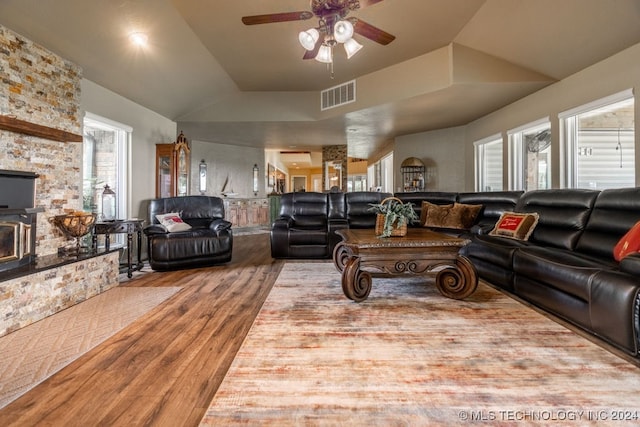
[[268, 163, 275, 186]]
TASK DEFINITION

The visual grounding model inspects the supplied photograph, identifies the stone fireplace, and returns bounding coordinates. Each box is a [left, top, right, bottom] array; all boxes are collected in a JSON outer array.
[[0, 24, 120, 337]]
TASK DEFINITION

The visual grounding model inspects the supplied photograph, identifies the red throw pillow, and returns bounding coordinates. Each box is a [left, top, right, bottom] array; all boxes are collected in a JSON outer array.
[[489, 212, 539, 240], [613, 221, 640, 262]]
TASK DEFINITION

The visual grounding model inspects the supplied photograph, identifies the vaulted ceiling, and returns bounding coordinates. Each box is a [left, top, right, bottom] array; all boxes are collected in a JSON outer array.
[[1, 0, 640, 161]]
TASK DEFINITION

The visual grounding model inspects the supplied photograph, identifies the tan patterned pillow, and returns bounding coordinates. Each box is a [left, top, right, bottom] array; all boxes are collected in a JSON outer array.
[[451, 202, 483, 229], [422, 202, 483, 230], [420, 201, 453, 227]]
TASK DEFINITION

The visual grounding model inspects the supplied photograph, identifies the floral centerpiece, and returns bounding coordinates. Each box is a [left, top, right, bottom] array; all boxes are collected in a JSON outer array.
[[369, 197, 418, 238]]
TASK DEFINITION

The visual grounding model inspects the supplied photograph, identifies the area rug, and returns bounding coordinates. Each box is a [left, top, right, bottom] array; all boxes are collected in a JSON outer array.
[[201, 262, 640, 426], [0, 286, 181, 409]]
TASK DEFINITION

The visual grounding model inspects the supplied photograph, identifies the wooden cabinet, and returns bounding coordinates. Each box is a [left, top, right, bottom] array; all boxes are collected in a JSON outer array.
[[224, 198, 269, 228], [155, 132, 190, 198], [269, 194, 281, 224]]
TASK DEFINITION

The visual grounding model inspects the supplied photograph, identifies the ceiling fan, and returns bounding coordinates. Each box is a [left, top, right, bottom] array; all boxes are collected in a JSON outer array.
[[242, 0, 395, 73]]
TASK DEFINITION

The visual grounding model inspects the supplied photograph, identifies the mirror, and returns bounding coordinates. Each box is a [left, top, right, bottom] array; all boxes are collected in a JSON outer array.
[[325, 161, 342, 191], [253, 164, 259, 195], [199, 160, 207, 194]]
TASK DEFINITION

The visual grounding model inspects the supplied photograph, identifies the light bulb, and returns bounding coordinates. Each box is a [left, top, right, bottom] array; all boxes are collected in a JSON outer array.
[[298, 28, 319, 51], [344, 38, 363, 59], [333, 20, 354, 43], [315, 45, 333, 63], [129, 32, 148, 47]]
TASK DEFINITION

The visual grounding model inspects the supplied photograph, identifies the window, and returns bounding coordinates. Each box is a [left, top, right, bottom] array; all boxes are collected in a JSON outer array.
[[508, 119, 551, 191], [347, 175, 367, 192], [560, 90, 635, 189], [83, 113, 131, 223], [474, 135, 503, 192], [367, 152, 393, 192]]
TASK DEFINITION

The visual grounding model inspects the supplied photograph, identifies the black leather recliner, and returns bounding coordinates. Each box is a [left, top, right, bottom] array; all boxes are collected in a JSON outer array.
[[143, 196, 233, 270], [270, 191, 393, 259], [270, 192, 330, 259]]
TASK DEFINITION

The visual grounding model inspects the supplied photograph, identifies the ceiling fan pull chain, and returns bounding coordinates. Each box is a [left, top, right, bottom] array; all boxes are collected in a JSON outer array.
[[329, 48, 335, 78]]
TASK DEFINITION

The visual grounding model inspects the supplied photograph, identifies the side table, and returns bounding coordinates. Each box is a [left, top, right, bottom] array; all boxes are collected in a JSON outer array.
[[92, 219, 144, 278]]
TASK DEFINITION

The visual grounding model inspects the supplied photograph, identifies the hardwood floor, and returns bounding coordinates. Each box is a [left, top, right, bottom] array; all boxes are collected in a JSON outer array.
[[0, 232, 284, 427]]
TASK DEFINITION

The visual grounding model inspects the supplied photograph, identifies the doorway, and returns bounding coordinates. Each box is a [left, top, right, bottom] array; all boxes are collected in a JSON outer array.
[[292, 176, 307, 192]]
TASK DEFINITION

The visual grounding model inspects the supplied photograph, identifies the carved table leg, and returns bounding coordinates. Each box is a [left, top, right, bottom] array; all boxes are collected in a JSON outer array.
[[435, 255, 478, 300], [342, 256, 372, 302], [127, 231, 134, 278], [332, 241, 349, 273]]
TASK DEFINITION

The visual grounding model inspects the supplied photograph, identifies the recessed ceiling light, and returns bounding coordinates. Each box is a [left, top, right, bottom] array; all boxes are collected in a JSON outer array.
[[129, 32, 148, 47]]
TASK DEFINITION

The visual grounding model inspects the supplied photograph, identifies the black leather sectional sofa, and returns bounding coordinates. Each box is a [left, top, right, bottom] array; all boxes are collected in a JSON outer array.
[[270, 188, 640, 359]]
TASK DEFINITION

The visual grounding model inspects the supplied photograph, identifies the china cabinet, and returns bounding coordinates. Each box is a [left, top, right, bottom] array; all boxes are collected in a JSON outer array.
[[155, 132, 190, 198]]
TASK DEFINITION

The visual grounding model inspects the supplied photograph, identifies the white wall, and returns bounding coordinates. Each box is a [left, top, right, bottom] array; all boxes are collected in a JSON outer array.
[[395, 126, 467, 192], [464, 42, 640, 190], [80, 79, 177, 220], [191, 140, 266, 198]]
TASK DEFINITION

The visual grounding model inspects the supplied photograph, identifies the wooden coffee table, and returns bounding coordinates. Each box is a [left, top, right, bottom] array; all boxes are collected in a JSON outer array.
[[333, 228, 477, 302]]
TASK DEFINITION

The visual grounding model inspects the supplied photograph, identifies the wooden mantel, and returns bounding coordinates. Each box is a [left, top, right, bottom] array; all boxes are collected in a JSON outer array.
[[0, 114, 83, 142]]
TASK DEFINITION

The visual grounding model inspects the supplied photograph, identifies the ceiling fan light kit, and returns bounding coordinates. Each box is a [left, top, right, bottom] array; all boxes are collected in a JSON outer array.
[[298, 28, 320, 51], [333, 19, 354, 43], [343, 37, 363, 59], [242, 0, 394, 77], [315, 45, 334, 64]]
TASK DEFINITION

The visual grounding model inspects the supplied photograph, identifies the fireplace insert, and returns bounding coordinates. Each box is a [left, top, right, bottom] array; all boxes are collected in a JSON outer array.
[[0, 169, 43, 275]]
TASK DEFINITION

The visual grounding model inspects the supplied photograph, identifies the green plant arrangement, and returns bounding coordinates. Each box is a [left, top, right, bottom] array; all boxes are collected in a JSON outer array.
[[369, 197, 419, 238]]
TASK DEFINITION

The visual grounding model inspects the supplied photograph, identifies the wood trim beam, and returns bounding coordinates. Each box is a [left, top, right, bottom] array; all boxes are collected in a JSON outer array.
[[0, 115, 83, 142]]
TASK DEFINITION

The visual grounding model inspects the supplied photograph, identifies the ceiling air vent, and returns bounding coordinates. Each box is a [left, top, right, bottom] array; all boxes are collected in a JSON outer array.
[[321, 80, 356, 111]]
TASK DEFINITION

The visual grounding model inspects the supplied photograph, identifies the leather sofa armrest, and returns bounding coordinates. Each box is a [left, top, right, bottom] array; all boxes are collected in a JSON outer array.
[[619, 253, 640, 276], [328, 219, 348, 232], [210, 218, 232, 232], [470, 223, 494, 235], [328, 219, 349, 251], [272, 217, 293, 230], [143, 224, 168, 235]]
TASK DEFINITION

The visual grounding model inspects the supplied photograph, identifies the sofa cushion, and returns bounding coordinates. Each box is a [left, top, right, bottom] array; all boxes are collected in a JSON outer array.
[[292, 214, 326, 229], [576, 188, 640, 261], [458, 191, 524, 234], [513, 246, 614, 302], [462, 234, 531, 269], [489, 211, 538, 240], [156, 212, 192, 232], [149, 228, 232, 261], [613, 220, 640, 262], [346, 191, 392, 228], [515, 189, 598, 250]]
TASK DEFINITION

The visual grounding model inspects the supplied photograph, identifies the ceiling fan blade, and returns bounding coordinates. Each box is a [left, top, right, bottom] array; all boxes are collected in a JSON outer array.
[[242, 11, 313, 25], [303, 36, 323, 60], [358, 0, 386, 8], [350, 18, 395, 45]]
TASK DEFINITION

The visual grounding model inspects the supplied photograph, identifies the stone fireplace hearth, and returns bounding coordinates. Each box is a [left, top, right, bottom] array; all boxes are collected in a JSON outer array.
[[0, 24, 120, 337]]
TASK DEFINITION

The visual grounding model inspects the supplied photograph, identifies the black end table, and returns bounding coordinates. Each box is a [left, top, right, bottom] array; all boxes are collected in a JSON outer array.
[[92, 219, 144, 278]]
